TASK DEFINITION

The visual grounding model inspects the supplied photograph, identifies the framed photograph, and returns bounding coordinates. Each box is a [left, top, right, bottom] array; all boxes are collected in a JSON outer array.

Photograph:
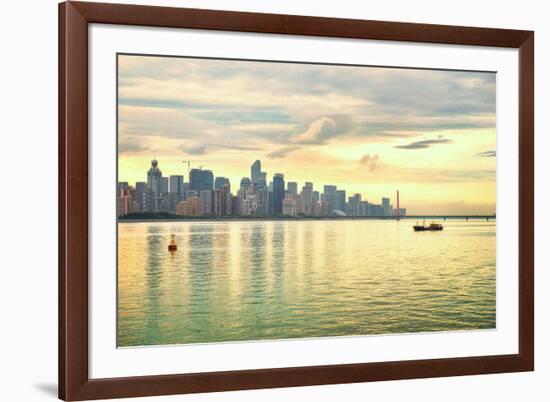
[[59, 1, 534, 400]]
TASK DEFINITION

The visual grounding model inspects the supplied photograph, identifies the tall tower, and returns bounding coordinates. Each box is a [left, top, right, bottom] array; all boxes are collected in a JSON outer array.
[[272, 173, 285, 215], [146, 159, 162, 195], [251, 160, 261, 185], [396, 190, 400, 221]]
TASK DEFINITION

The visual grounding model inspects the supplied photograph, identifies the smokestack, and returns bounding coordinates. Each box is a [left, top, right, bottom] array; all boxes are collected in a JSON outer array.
[[396, 190, 400, 221]]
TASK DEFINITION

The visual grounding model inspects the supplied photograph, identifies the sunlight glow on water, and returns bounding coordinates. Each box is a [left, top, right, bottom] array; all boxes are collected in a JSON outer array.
[[117, 220, 496, 347]]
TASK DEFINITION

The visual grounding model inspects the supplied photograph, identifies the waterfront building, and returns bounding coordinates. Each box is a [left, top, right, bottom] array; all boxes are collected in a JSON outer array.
[[117, 182, 129, 196], [175, 196, 202, 216], [382, 197, 392, 216], [348, 193, 361, 216], [282, 195, 297, 216], [255, 188, 269, 216], [301, 182, 313, 215], [241, 193, 257, 216], [251, 160, 262, 185], [312, 190, 319, 203], [323, 185, 338, 212], [161, 177, 169, 194], [336, 190, 346, 212], [135, 182, 146, 212], [169, 175, 184, 196], [231, 195, 240, 215], [185, 189, 198, 199], [117, 185, 139, 217], [189, 168, 213, 193], [200, 190, 214, 215], [146, 159, 162, 195], [215, 177, 230, 192], [272, 173, 285, 215], [240, 177, 252, 189], [141, 189, 156, 212], [214, 185, 231, 216], [156, 192, 181, 214], [287, 181, 298, 195], [394, 208, 407, 216]]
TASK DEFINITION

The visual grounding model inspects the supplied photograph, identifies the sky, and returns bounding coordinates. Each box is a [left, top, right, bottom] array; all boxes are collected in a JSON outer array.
[[118, 54, 496, 215]]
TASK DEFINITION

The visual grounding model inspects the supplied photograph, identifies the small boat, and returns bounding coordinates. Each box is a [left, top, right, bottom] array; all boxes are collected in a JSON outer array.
[[413, 220, 443, 232], [168, 234, 177, 251]]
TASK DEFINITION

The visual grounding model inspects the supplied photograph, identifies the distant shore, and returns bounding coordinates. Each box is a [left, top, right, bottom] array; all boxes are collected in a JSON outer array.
[[118, 213, 496, 223]]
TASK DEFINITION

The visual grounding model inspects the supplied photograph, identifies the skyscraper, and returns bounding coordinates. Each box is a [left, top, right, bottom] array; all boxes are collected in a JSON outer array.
[[272, 173, 285, 215], [214, 185, 231, 216], [215, 177, 230, 192], [287, 181, 298, 195], [146, 159, 162, 195], [135, 181, 146, 212], [161, 177, 169, 194], [336, 190, 346, 212], [240, 177, 251, 189], [382, 197, 392, 216], [200, 190, 214, 214], [323, 185, 337, 212], [189, 169, 214, 193], [169, 175, 184, 196], [348, 193, 361, 216], [251, 160, 261, 185]]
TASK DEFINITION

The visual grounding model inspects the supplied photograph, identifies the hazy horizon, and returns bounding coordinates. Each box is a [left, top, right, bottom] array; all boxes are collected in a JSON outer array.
[[117, 54, 496, 215]]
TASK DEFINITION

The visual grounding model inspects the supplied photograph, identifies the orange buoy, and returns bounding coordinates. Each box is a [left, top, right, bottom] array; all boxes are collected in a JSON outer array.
[[168, 234, 177, 251]]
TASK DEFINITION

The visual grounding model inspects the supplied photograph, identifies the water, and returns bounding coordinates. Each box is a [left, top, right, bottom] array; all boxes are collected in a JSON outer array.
[[117, 220, 496, 347]]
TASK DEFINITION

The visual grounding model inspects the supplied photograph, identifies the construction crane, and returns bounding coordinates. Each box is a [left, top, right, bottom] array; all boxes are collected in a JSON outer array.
[[181, 160, 203, 175]]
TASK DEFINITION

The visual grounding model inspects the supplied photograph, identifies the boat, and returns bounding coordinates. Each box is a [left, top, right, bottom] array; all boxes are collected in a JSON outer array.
[[168, 234, 177, 251], [413, 220, 443, 232]]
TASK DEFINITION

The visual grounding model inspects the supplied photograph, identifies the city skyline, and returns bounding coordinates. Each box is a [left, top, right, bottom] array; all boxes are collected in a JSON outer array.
[[117, 157, 405, 219], [118, 55, 496, 215]]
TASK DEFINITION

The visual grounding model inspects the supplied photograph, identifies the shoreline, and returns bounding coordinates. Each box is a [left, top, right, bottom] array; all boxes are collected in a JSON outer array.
[[118, 215, 496, 224]]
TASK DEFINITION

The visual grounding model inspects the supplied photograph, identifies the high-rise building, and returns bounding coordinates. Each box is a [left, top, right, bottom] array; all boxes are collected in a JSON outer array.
[[282, 194, 297, 216], [348, 193, 361, 216], [135, 182, 146, 212], [175, 196, 202, 216], [146, 159, 162, 195], [214, 185, 231, 216], [117, 182, 129, 196], [117, 185, 139, 217], [323, 185, 337, 212], [189, 169, 213, 193], [169, 175, 184, 196], [382, 197, 392, 216], [255, 188, 269, 216], [287, 181, 298, 195], [240, 177, 252, 189], [215, 177, 230, 192], [161, 177, 169, 194], [336, 190, 346, 212], [251, 160, 261, 185], [200, 190, 214, 214], [272, 173, 285, 215]]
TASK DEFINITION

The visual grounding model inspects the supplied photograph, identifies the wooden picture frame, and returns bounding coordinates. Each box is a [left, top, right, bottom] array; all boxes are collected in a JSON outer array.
[[59, 1, 534, 400]]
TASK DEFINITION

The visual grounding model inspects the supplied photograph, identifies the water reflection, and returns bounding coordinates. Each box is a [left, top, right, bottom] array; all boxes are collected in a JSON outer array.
[[118, 220, 496, 347]]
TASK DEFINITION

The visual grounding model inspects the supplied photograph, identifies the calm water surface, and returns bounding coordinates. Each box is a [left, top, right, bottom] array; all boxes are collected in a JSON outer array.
[[118, 220, 496, 347]]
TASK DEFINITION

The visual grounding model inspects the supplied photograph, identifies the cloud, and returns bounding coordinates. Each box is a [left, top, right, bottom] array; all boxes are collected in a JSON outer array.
[[359, 154, 381, 171], [118, 138, 150, 154], [475, 150, 496, 157], [179, 142, 208, 155], [394, 138, 453, 150], [267, 146, 301, 159], [179, 142, 262, 155], [289, 116, 338, 144]]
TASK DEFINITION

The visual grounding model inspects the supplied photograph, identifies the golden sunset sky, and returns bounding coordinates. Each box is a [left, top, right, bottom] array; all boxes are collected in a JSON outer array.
[[118, 54, 496, 215]]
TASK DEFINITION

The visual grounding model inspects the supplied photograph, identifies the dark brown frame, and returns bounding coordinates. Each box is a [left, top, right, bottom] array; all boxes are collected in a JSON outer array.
[[59, 1, 534, 400]]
